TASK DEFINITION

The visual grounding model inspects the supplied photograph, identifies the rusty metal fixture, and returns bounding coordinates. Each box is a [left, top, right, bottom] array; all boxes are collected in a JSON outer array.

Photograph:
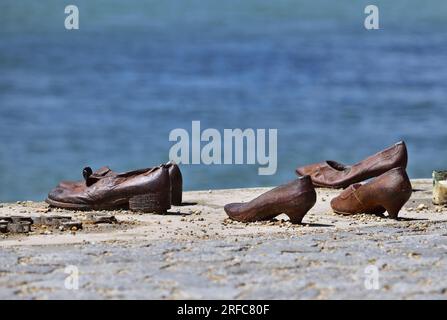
[[0, 214, 88, 234], [86, 213, 118, 224], [7, 221, 32, 233], [10, 216, 33, 224], [1, 216, 32, 234], [93, 215, 118, 224], [61, 221, 83, 231], [0, 220, 10, 232], [433, 170, 447, 205], [0, 215, 91, 233], [0, 224, 7, 233], [32, 215, 72, 226], [0, 217, 13, 223]]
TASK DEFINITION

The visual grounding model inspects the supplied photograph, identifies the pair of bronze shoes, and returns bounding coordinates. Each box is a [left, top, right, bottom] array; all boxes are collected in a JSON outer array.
[[46, 162, 182, 213], [224, 141, 412, 223]]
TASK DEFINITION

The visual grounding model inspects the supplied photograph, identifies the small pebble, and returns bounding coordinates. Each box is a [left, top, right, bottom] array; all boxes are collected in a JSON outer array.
[[417, 204, 428, 210]]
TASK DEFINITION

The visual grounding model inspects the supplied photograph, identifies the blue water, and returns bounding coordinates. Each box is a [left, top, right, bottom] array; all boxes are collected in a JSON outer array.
[[1, 0, 447, 201]]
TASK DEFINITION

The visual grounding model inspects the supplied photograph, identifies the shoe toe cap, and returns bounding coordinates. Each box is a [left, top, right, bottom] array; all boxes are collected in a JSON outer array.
[[47, 186, 65, 201], [224, 203, 244, 219], [47, 186, 85, 205]]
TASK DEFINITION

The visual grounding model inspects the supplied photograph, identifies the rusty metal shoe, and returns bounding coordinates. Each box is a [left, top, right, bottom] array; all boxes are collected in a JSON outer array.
[[296, 141, 408, 189], [46, 165, 171, 213], [57, 161, 183, 206], [330, 167, 412, 219], [224, 176, 316, 224]]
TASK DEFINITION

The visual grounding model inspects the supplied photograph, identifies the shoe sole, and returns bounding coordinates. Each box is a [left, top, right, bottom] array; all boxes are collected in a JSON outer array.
[[45, 198, 125, 211], [129, 192, 171, 214], [332, 209, 355, 216], [46, 192, 170, 214]]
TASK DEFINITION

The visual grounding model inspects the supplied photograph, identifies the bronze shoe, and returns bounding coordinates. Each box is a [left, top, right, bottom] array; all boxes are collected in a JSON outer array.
[[46, 165, 171, 213], [296, 141, 408, 188], [330, 167, 412, 219], [56, 161, 183, 206], [224, 176, 316, 224]]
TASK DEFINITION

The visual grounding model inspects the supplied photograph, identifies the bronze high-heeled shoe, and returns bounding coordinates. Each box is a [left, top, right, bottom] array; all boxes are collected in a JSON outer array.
[[330, 167, 412, 219], [296, 141, 408, 188], [224, 176, 316, 224]]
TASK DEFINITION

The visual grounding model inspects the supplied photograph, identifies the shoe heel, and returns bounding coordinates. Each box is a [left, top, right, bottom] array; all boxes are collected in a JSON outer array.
[[382, 201, 406, 219], [171, 185, 182, 206], [285, 211, 306, 224], [381, 193, 411, 219], [379, 168, 412, 219], [285, 189, 317, 224], [129, 192, 171, 214]]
